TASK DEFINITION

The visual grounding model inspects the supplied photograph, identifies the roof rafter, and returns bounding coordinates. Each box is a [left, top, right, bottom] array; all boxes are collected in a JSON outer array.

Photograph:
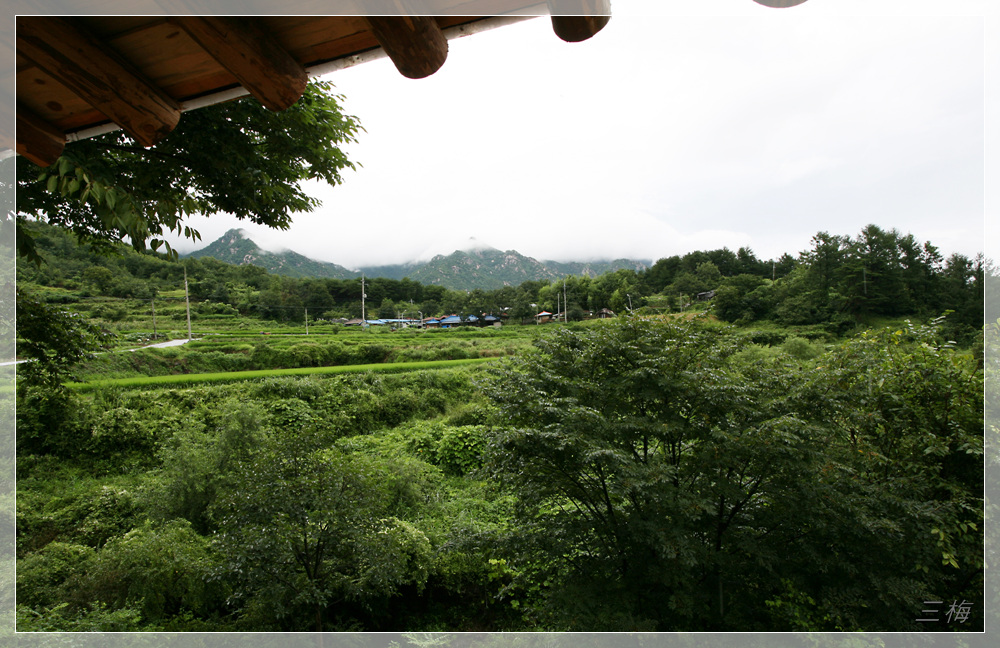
[[169, 16, 308, 112], [16, 16, 181, 150], [16, 105, 66, 167]]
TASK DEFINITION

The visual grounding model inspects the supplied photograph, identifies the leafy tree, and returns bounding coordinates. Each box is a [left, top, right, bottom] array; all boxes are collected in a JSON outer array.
[[786, 318, 984, 629], [378, 297, 398, 319], [15, 80, 361, 263], [15, 289, 112, 389], [640, 255, 681, 294], [81, 266, 115, 294], [211, 437, 430, 631], [735, 246, 766, 276], [800, 231, 846, 297], [712, 274, 769, 323], [695, 261, 723, 290], [838, 225, 906, 319], [482, 318, 831, 630], [482, 317, 983, 631]]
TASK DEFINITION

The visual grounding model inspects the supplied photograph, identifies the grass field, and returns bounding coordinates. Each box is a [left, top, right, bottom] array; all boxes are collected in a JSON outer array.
[[68, 357, 496, 391]]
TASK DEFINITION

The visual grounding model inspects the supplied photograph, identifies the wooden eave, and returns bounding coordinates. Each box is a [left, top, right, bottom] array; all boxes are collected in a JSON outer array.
[[14, 4, 611, 167]]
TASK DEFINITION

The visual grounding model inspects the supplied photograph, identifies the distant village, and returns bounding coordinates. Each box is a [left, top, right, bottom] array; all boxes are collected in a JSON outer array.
[[340, 307, 618, 329]]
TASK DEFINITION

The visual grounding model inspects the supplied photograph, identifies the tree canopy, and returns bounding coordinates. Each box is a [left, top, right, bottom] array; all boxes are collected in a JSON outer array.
[[15, 80, 361, 264], [482, 316, 983, 631]]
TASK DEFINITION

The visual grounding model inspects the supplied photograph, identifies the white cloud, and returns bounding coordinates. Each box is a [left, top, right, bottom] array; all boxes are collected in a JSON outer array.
[[169, 10, 984, 269]]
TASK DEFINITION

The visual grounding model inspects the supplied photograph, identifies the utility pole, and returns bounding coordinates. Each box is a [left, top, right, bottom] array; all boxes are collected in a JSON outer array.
[[151, 299, 157, 338], [361, 274, 367, 328], [183, 266, 192, 341], [563, 278, 567, 322], [305, 307, 309, 335]]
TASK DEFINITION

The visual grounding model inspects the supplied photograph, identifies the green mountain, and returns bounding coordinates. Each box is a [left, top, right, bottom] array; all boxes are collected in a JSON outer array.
[[545, 258, 651, 277], [357, 261, 423, 281], [185, 229, 357, 280], [186, 230, 650, 290], [406, 247, 561, 291]]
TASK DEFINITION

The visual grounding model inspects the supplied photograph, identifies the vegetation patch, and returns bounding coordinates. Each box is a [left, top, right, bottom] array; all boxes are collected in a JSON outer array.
[[68, 357, 494, 392]]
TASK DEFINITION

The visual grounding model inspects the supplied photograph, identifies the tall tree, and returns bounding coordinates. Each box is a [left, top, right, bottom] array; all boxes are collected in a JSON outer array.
[[838, 225, 907, 318], [482, 319, 832, 630]]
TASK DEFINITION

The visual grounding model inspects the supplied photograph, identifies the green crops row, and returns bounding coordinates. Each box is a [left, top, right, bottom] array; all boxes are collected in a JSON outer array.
[[67, 357, 496, 392]]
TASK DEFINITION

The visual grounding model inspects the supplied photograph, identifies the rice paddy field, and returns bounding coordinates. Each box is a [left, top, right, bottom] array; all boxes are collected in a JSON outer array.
[[70, 321, 547, 384]]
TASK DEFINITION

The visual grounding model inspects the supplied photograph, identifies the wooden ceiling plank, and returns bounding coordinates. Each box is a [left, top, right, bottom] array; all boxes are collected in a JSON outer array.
[[170, 17, 308, 112], [365, 16, 448, 80], [16, 16, 181, 147], [17, 106, 67, 167]]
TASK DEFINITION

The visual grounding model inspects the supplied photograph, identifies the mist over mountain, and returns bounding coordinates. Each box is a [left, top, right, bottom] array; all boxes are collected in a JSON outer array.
[[186, 229, 357, 280], [185, 229, 650, 290]]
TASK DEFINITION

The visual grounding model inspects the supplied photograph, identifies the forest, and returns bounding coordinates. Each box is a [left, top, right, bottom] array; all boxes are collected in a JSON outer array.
[[12, 219, 988, 633], [17, 220, 988, 343]]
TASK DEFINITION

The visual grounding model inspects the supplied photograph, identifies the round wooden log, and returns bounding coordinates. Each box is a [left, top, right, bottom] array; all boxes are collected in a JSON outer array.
[[548, 0, 611, 43], [365, 16, 448, 80]]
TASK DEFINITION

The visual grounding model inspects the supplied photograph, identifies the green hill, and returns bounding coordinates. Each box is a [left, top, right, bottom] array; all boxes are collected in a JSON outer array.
[[185, 229, 357, 280]]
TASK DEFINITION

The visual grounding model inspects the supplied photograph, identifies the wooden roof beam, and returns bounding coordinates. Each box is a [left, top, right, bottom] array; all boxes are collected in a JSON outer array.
[[753, 0, 810, 7], [16, 17, 181, 148], [549, 0, 611, 43], [365, 16, 448, 80], [169, 17, 308, 112], [16, 105, 66, 167]]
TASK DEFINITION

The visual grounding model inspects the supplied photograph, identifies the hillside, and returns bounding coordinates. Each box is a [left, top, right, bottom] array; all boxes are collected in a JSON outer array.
[[186, 230, 650, 290], [185, 229, 357, 280], [545, 258, 651, 278], [406, 247, 558, 291]]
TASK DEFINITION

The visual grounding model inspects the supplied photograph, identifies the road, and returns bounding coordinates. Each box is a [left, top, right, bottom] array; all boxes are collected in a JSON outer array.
[[1, 337, 197, 366]]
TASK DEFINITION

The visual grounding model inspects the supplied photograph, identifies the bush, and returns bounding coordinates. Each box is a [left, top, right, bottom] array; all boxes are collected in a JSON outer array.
[[194, 301, 238, 316], [91, 304, 128, 322], [89, 407, 156, 459], [17, 542, 95, 609], [780, 336, 821, 361], [64, 520, 225, 623], [436, 425, 486, 476], [16, 386, 92, 457]]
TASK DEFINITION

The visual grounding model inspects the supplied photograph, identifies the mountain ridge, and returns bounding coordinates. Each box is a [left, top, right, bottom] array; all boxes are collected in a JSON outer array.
[[184, 229, 651, 290]]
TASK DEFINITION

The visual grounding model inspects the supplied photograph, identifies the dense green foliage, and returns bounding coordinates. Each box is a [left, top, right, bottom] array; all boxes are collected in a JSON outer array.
[[13, 219, 986, 633], [15, 315, 983, 632], [17, 221, 984, 347], [17, 368, 516, 631], [482, 317, 982, 631]]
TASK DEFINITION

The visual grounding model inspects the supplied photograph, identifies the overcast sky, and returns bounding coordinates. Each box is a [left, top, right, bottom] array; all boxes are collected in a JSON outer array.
[[166, 2, 985, 270]]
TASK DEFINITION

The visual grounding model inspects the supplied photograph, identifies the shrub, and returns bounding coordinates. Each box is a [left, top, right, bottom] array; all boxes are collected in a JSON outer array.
[[88, 407, 157, 460], [17, 542, 95, 609], [436, 425, 486, 476], [780, 336, 822, 361], [16, 387, 92, 457]]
